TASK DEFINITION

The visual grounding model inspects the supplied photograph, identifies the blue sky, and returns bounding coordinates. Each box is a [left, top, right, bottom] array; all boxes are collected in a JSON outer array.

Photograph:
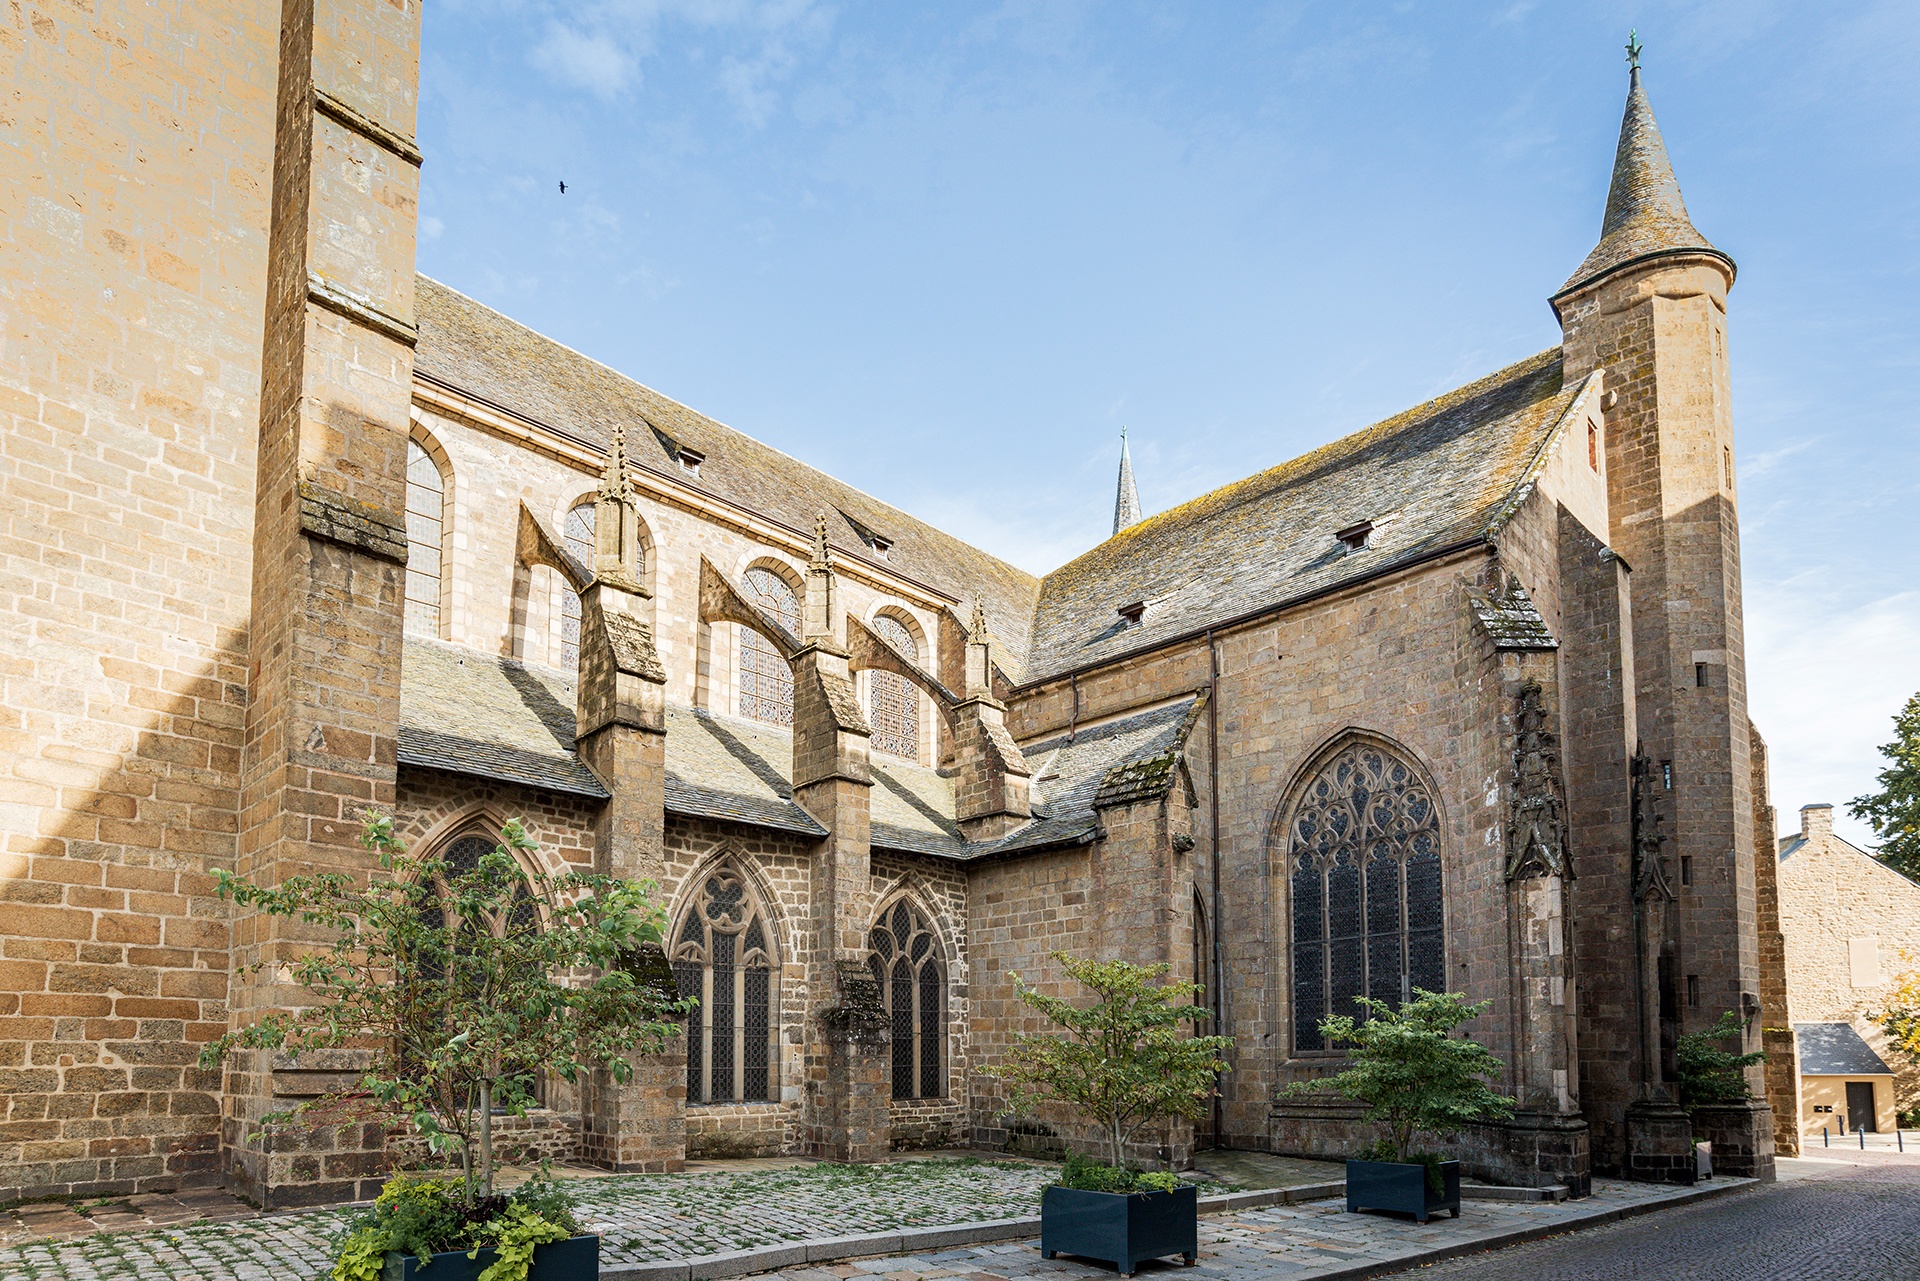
[[416, 1, 1918, 848]]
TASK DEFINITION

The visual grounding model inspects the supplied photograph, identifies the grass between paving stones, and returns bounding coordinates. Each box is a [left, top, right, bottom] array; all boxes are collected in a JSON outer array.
[[0, 1159, 1064, 1281]]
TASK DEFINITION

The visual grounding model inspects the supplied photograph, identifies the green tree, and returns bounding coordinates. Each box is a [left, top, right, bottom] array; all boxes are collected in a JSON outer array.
[[1850, 692, 1920, 882], [1675, 1009, 1765, 1111], [200, 811, 690, 1205], [1871, 951, 1920, 1068], [1281, 991, 1514, 1164], [983, 954, 1232, 1169]]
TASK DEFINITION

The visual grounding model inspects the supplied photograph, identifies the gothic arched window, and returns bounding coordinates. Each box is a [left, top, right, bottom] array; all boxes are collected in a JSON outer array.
[[404, 437, 448, 637], [868, 614, 920, 761], [867, 899, 943, 1099], [417, 834, 544, 1101], [560, 503, 594, 670], [670, 867, 778, 1104], [739, 567, 799, 726], [1287, 741, 1444, 1054]]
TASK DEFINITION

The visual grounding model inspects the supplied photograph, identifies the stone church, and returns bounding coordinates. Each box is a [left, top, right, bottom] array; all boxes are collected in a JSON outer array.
[[2, 0, 1783, 1209]]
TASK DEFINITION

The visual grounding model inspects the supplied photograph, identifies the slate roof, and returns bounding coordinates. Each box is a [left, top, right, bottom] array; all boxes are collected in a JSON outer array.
[[1558, 69, 1730, 298], [1022, 350, 1591, 684], [662, 704, 976, 854], [1795, 1023, 1894, 1077], [992, 698, 1204, 857], [398, 638, 609, 799], [413, 276, 1040, 677]]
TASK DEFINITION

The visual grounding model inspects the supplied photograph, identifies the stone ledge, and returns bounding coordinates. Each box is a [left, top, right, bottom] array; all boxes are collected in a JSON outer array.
[[1462, 1181, 1570, 1202]]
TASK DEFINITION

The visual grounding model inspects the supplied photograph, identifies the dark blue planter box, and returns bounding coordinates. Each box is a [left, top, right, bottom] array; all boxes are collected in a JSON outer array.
[[1344, 1159, 1460, 1224], [380, 1234, 599, 1280], [1041, 1184, 1197, 1276]]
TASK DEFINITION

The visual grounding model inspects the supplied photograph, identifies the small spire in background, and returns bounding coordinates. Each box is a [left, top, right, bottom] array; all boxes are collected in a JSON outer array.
[[1112, 427, 1142, 536]]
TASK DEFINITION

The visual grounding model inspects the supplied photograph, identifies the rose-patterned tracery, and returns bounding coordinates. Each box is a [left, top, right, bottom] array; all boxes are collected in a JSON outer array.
[[1287, 741, 1444, 1054], [867, 899, 944, 1100], [671, 866, 778, 1103]]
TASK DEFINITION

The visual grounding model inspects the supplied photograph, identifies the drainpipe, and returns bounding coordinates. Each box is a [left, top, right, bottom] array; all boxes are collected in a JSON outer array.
[[1207, 630, 1224, 1148]]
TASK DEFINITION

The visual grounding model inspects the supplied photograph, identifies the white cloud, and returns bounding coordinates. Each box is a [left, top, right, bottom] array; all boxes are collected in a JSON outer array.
[[530, 25, 637, 100], [420, 215, 445, 241], [1746, 584, 1920, 850]]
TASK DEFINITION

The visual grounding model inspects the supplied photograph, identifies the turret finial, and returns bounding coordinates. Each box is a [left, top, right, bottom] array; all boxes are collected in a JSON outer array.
[[811, 509, 830, 567], [599, 422, 633, 502], [1625, 29, 1642, 75]]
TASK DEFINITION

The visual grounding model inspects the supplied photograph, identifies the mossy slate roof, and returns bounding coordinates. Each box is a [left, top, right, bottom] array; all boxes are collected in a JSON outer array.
[[1793, 1023, 1892, 1077], [1022, 349, 1584, 684], [398, 638, 609, 799], [413, 276, 1039, 676]]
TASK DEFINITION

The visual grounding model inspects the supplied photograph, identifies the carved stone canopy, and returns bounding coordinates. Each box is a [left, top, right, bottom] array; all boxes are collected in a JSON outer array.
[[1507, 679, 1572, 881]]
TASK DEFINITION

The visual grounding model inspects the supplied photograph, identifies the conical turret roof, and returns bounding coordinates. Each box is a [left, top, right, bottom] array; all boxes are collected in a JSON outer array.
[[1558, 67, 1732, 298]]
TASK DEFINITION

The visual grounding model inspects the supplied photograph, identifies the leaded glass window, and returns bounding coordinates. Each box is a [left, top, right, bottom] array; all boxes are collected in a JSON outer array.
[[1288, 742, 1444, 1054], [670, 867, 777, 1104], [868, 615, 920, 761], [739, 568, 799, 726], [867, 900, 943, 1100], [404, 438, 446, 636], [559, 504, 594, 669]]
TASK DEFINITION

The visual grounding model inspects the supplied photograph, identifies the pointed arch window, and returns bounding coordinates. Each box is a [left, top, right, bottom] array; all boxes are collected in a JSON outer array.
[[867, 615, 921, 761], [739, 567, 799, 726], [1287, 741, 1444, 1054], [670, 867, 778, 1104], [559, 503, 594, 670], [867, 900, 944, 1100], [415, 834, 545, 1103], [405, 438, 448, 637]]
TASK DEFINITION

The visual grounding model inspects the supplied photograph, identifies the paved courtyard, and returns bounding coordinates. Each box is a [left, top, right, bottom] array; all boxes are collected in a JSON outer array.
[[0, 1153, 1761, 1281]]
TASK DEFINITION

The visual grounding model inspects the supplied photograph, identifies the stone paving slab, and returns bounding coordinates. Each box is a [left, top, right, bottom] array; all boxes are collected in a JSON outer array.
[[0, 1164, 1756, 1281]]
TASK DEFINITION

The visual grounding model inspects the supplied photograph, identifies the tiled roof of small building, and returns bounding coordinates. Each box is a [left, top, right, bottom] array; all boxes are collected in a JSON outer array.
[[398, 638, 610, 799], [1022, 349, 1585, 684], [413, 276, 1040, 676], [1794, 1023, 1893, 1077], [1557, 70, 1730, 298]]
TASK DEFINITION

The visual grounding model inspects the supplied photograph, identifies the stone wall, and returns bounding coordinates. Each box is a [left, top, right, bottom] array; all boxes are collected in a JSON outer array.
[[1776, 805, 1920, 1125], [0, 0, 278, 1202]]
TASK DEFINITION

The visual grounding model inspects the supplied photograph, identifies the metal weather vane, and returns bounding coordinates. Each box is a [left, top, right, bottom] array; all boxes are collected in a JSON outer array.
[[1625, 30, 1643, 72]]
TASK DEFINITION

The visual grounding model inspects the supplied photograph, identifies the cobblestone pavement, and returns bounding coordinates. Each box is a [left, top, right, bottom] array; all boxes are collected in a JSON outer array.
[[1413, 1153, 1920, 1280], [0, 1159, 1062, 1281]]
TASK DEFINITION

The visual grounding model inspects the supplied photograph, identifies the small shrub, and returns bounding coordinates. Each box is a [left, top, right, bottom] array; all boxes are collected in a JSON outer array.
[[1675, 1010, 1765, 1111], [1058, 1152, 1184, 1195], [330, 1172, 581, 1281]]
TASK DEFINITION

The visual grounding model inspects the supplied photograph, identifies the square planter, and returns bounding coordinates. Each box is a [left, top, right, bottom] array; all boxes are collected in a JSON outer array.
[[1041, 1184, 1197, 1276], [1344, 1159, 1460, 1224], [381, 1234, 599, 1281]]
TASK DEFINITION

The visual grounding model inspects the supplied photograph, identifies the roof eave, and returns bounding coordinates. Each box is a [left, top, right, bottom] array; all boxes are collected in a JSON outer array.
[[1550, 245, 1738, 317]]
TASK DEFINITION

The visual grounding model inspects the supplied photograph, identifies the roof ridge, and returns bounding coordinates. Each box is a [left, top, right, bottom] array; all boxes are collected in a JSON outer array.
[[1047, 347, 1562, 580], [415, 275, 1038, 591]]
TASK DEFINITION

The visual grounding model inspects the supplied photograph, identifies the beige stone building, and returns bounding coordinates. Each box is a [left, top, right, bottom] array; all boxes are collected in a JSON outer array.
[[1765, 803, 1920, 1147], [2, 0, 1779, 1208]]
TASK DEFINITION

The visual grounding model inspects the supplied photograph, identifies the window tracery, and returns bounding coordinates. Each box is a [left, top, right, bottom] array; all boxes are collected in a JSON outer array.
[[867, 899, 944, 1099], [404, 438, 447, 636], [670, 866, 778, 1104], [1287, 741, 1444, 1054], [739, 567, 799, 726], [868, 614, 921, 761]]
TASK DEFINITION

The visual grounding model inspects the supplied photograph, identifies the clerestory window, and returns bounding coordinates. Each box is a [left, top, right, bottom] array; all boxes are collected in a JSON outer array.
[[560, 503, 594, 670], [739, 567, 799, 726], [867, 614, 921, 761], [404, 437, 448, 637], [1287, 741, 1444, 1054]]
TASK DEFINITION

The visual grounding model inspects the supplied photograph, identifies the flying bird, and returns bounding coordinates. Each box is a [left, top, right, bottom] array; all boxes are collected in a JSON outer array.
[[559, 180, 567, 194]]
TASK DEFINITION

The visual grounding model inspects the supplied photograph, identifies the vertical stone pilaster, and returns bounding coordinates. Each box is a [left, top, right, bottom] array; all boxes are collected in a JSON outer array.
[[226, 0, 423, 1207], [1749, 725, 1798, 1157]]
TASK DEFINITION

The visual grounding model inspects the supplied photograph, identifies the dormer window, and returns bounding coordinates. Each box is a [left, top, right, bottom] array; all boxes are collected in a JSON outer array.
[[869, 535, 892, 560], [1117, 600, 1146, 627], [677, 447, 704, 477], [1335, 520, 1374, 554], [838, 509, 893, 561]]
